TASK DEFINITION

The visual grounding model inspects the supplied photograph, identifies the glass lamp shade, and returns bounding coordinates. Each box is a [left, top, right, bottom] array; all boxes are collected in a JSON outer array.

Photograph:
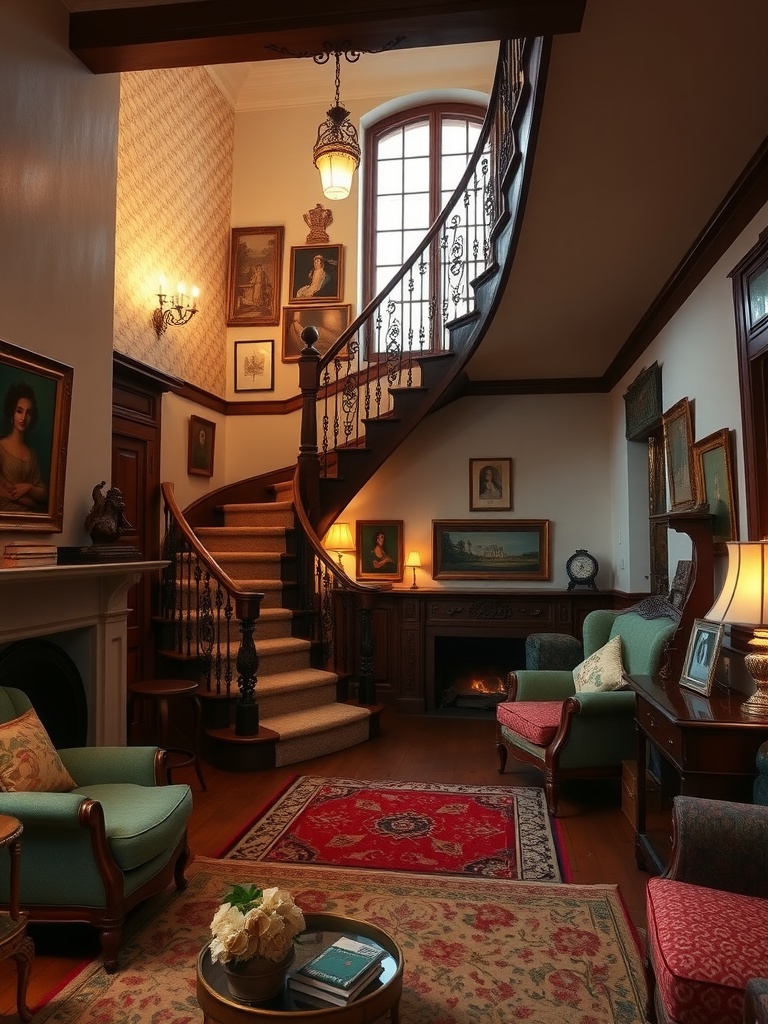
[[314, 147, 359, 201]]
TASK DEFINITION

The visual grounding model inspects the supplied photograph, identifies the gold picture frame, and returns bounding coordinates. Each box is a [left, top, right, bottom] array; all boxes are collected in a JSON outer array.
[[692, 428, 737, 548], [662, 397, 698, 511], [432, 519, 550, 581], [469, 458, 512, 511], [226, 226, 284, 327]]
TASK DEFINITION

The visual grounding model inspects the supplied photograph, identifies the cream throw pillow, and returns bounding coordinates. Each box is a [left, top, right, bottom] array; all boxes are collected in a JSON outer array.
[[572, 635, 627, 693], [0, 707, 76, 793]]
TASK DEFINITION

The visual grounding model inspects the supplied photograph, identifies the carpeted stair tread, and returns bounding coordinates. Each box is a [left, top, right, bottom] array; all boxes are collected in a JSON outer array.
[[260, 702, 371, 739], [255, 667, 338, 693], [195, 526, 290, 552]]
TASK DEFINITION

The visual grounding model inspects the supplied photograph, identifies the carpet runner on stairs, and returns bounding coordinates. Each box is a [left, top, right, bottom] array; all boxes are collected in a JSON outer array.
[[190, 497, 372, 767]]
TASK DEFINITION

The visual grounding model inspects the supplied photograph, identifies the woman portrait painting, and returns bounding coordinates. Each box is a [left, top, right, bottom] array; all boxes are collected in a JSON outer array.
[[356, 520, 403, 581], [0, 381, 48, 512], [479, 465, 503, 500], [290, 245, 342, 303]]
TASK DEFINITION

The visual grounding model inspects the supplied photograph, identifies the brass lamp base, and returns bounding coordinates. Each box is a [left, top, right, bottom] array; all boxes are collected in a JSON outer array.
[[742, 636, 768, 717]]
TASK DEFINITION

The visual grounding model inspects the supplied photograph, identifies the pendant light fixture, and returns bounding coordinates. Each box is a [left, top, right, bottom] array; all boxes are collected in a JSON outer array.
[[312, 50, 361, 201]]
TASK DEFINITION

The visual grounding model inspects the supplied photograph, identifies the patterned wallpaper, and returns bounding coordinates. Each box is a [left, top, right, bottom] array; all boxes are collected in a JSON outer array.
[[113, 67, 233, 397]]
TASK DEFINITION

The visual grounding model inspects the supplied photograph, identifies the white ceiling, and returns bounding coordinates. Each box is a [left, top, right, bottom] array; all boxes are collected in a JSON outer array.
[[61, 0, 768, 385]]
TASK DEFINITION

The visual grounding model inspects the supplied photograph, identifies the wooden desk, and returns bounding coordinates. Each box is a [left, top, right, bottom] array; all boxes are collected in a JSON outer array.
[[626, 675, 768, 874]]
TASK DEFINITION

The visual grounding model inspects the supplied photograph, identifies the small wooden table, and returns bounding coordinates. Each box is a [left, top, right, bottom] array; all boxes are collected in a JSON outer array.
[[0, 814, 34, 1021], [197, 913, 403, 1023]]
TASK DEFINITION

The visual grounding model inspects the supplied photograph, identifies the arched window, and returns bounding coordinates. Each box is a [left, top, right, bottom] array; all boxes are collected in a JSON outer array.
[[362, 102, 487, 354]]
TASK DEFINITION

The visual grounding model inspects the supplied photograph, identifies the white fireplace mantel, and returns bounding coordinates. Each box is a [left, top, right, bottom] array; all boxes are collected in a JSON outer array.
[[0, 561, 166, 745]]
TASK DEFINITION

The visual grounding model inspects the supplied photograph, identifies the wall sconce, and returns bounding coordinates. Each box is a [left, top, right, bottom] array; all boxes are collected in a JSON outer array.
[[323, 522, 355, 568], [312, 50, 361, 201], [152, 278, 199, 337], [405, 550, 422, 590], [705, 540, 768, 716]]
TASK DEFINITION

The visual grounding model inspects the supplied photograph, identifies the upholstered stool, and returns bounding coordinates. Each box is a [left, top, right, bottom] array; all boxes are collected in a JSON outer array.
[[128, 679, 207, 791]]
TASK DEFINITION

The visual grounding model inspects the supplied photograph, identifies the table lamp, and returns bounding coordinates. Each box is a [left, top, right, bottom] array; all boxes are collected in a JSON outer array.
[[705, 540, 768, 716], [323, 522, 354, 569], [405, 550, 421, 589]]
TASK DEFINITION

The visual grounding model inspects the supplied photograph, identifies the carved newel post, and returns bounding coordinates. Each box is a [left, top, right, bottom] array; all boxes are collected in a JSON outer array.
[[235, 594, 263, 736]]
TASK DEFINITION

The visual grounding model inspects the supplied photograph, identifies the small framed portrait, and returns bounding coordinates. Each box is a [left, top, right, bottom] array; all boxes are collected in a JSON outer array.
[[188, 415, 216, 478], [234, 340, 274, 393], [662, 397, 698, 511], [289, 244, 343, 303], [693, 428, 737, 548], [469, 458, 512, 511], [356, 520, 404, 582], [0, 340, 73, 532], [282, 305, 351, 363], [680, 618, 724, 696], [226, 226, 284, 327]]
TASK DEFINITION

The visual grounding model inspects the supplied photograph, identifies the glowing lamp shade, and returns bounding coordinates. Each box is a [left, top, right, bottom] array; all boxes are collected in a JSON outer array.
[[314, 146, 359, 201], [323, 522, 355, 567], [312, 52, 360, 201], [705, 541, 768, 716], [405, 550, 421, 590]]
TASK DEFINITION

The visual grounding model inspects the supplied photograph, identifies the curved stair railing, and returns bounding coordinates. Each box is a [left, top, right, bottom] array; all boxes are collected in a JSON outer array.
[[296, 36, 551, 537]]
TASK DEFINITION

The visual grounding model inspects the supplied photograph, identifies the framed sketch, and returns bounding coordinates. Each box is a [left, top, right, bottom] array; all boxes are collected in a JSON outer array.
[[234, 340, 274, 393], [433, 519, 550, 581], [662, 397, 698, 511], [469, 458, 512, 511], [289, 244, 343, 303], [226, 226, 284, 327], [680, 618, 724, 696], [282, 305, 352, 363], [693, 428, 737, 547], [356, 520, 404, 582], [188, 415, 216, 477], [0, 340, 73, 532]]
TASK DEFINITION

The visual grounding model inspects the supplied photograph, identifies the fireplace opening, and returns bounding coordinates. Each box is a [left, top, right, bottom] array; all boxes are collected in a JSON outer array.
[[434, 636, 526, 713], [0, 639, 88, 748]]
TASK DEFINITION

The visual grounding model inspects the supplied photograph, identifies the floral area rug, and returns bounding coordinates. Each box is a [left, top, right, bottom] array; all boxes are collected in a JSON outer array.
[[34, 857, 646, 1024], [223, 776, 568, 882]]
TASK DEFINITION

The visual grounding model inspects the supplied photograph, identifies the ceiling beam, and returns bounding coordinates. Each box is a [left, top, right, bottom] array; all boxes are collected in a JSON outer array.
[[69, 0, 586, 73]]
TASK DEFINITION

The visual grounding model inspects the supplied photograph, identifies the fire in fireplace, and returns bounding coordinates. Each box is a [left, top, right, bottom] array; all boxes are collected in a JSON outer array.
[[435, 636, 525, 711]]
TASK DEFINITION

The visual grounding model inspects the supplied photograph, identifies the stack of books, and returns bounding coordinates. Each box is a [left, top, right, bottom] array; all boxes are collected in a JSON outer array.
[[287, 935, 386, 1007], [2, 543, 57, 568]]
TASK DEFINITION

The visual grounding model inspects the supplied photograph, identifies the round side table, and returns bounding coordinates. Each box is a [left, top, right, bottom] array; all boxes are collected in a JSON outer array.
[[0, 814, 34, 1022], [196, 913, 403, 1024]]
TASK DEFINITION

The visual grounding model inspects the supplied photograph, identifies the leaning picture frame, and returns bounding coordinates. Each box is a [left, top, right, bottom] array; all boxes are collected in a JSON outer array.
[[282, 305, 351, 362], [234, 340, 275, 393], [692, 428, 737, 548], [188, 415, 216, 478], [662, 397, 698, 511], [356, 520, 404, 582], [0, 340, 73, 532], [226, 226, 284, 327], [680, 618, 724, 696], [433, 519, 550, 581], [289, 244, 343, 303], [469, 458, 512, 511]]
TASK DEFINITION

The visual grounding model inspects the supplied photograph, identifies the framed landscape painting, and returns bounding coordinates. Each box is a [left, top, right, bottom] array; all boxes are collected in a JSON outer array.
[[226, 226, 284, 327], [433, 519, 550, 581], [0, 340, 73, 532]]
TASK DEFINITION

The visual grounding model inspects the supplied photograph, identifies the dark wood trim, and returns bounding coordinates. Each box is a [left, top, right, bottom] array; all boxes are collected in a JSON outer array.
[[69, 0, 586, 74], [462, 376, 607, 396]]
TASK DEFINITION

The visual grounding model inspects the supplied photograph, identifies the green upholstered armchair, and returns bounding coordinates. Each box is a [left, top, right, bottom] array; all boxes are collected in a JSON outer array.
[[496, 599, 679, 815], [0, 686, 193, 971]]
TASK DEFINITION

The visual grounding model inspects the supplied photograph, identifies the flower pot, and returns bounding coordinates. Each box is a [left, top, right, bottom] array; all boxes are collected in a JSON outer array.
[[223, 947, 295, 1004]]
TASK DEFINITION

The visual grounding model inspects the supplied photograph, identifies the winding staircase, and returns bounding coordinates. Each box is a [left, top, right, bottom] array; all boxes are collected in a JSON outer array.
[[156, 38, 552, 770]]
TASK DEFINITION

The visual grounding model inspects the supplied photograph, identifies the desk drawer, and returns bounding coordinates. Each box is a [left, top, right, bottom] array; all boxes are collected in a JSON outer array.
[[637, 700, 683, 768]]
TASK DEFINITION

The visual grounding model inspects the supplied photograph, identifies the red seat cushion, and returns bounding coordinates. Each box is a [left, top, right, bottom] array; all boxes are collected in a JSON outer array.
[[647, 877, 768, 1024], [496, 701, 562, 746]]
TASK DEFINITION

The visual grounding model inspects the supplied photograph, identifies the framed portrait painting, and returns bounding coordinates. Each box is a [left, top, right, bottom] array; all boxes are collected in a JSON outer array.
[[680, 618, 724, 696], [662, 397, 698, 511], [356, 520, 404, 582], [234, 340, 274, 393], [0, 340, 73, 532], [188, 415, 215, 477], [433, 519, 550, 581], [693, 428, 737, 547], [282, 305, 352, 363], [226, 226, 284, 327], [469, 458, 512, 511], [289, 244, 343, 303]]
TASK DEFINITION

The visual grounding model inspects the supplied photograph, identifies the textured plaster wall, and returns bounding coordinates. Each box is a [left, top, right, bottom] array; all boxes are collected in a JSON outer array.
[[113, 67, 233, 397]]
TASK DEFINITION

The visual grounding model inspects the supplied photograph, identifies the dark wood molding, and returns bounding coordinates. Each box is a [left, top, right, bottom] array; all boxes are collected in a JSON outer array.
[[113, 351, 183, 394], [462, 375, 607, 396], [69, 0, 586, 74]]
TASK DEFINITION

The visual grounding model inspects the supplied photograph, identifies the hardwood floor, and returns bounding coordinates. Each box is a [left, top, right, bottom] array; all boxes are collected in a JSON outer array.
[[0, 708, 651, 1018]]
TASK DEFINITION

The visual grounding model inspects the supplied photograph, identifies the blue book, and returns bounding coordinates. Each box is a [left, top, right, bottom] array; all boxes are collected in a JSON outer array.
[[292, 936, 385, 993]]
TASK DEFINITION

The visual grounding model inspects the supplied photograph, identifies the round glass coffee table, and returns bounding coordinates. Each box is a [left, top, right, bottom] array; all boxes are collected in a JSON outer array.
[[197, 913, 404, 1023]]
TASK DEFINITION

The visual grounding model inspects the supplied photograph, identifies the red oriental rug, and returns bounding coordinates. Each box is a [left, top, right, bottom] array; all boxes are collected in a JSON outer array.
[[222, 776, 569, 882]]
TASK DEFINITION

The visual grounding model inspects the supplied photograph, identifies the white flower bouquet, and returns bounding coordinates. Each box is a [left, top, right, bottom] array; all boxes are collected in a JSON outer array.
[[209, 884, 306, 964]]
